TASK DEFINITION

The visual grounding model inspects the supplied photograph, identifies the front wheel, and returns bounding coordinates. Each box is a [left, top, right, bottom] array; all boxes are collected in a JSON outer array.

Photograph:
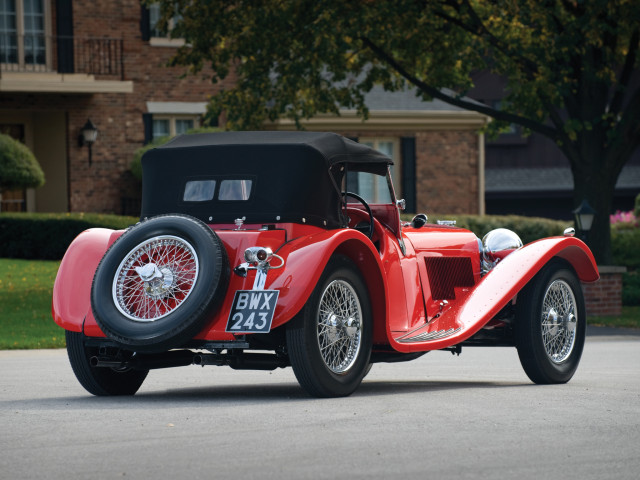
[[66, 331, 148, 396], [286, 256, 372, 397], [515, 261, 586, 384]]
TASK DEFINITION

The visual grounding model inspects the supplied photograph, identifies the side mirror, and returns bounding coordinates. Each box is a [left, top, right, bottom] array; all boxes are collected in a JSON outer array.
[[396, 199, 406, 211], [411, 213, 428, 229]]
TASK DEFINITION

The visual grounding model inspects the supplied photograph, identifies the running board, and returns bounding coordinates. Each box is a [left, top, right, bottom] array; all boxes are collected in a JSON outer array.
[[395, 327, 462, 343]]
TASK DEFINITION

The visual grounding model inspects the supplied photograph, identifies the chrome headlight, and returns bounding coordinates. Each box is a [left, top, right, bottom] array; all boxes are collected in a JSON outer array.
[[481, 228, 523, 274]]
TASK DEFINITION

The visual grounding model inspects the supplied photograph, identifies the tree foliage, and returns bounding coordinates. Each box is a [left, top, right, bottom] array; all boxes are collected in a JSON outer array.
[[154, 0, 640, 263], [0, 133, 45, 193]]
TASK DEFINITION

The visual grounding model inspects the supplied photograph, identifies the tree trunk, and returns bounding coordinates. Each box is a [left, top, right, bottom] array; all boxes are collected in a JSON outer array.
[[571, 160, 617, 266]]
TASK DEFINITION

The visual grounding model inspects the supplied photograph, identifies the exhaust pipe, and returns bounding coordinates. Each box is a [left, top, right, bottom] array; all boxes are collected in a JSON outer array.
[[90, 350, 195, 370], [91, 350, 287, 371]]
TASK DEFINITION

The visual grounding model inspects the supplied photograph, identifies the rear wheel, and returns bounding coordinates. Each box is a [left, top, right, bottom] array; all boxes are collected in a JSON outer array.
[[66, 331, 148, 396], [515, 261, 586, 384], [286, 256, 372, 397]]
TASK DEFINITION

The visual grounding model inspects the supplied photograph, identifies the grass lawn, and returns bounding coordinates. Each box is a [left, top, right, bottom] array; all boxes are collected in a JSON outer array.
[[0, 258, 64, 349], [587, 306, 640, 330], [0, 258, 638, 350]]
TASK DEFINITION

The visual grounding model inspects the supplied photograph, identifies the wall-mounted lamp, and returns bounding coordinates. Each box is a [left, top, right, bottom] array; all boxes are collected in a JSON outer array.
[[573, 198, 596, 242], [78, 119, 98, 166]]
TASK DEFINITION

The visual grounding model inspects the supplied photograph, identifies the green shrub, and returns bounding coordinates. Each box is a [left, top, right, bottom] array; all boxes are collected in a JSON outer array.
[[635, 193, 640, 218], [0, 133, 45, 193], [0, 212, 138, 260], [612, 227, 640, 269], [401, 213, 567, 244], [622, 271, 640, 306], [4, 210, 636, 268]]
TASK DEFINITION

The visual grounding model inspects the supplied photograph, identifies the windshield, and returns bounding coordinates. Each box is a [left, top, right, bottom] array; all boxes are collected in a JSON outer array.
[[346, 170, 394, 204]]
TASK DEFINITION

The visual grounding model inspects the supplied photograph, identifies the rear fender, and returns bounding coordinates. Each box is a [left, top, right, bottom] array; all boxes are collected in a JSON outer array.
[[267, 230, 387, 337], [52, 228, 123, 332], [390, 236, 598, 352]]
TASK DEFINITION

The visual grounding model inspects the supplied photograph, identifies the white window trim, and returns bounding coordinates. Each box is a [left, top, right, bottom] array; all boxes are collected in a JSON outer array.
[[1, 0, 52, 70], [148, 3, 184, 48], [146, 101, 207, 115], [149, 37, 185, 48], [152, 114, 200, 138]]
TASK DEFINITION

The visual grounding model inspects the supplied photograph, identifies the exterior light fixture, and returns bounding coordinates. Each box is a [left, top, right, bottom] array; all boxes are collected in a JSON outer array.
[[78, 119, 98, 166], [572, 199, 596, 241]]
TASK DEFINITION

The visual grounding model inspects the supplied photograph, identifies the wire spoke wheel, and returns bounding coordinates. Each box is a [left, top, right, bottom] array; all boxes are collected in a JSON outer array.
[[541, 279, 577, 364], [91, 214, 229, 353], [317, 279, 362, 374], [113, 235, 199, 322], [286, 256, 372, 397], [515, 262, 586, 384]]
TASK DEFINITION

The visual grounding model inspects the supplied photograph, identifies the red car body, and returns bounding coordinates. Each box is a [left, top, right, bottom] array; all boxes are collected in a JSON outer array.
[[53, 132, 599, 397]]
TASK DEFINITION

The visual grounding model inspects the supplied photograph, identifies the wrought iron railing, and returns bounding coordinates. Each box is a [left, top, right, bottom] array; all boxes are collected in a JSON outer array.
[[0, 34, 124, 79]]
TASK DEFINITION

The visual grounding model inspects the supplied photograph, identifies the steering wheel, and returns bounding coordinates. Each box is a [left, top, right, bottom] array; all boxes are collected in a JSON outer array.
[[342, 192, 374, 239]]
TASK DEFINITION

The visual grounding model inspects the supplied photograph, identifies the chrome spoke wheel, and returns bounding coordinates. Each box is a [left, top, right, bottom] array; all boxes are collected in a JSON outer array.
[[286, 256, 372, 397], [112, 235, 199, 322], [541, 279, 577, 363], [317, 279, 362, 374]]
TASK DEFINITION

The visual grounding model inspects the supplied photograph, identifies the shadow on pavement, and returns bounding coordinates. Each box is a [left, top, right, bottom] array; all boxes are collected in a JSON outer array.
[[2, 378, 535, 410]]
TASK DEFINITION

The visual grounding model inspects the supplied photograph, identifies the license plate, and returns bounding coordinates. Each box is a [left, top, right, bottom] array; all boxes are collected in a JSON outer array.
[[225, 290, 279, 333]]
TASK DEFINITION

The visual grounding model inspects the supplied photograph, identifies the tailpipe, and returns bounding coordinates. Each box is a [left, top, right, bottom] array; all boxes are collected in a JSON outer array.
[[90, 350, 195, 370]]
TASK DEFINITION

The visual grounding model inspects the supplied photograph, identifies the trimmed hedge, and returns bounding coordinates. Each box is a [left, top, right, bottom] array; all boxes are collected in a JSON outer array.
[[622, 272, 640, 306], [0, 212, 138, 260], [1, 212, 637, 270], [611, 226, 640, 270], [401, 213, 568, 245]]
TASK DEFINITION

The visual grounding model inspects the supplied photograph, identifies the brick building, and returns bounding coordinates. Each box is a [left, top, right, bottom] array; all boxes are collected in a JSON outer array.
[[268, 86, 489, 215], [1, 1, 487, 217]]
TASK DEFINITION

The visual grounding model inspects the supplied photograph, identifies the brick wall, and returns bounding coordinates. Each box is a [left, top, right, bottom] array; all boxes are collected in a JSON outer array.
[[1, 1, 479, 216], [415, 130, 479, 214], [341, 129, 480, 216], [582, 266, 627, 316], [1, 0, 235, 214]]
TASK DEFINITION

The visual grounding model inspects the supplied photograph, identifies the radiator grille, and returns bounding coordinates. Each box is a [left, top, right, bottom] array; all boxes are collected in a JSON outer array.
[[425, 257, 475, 300]]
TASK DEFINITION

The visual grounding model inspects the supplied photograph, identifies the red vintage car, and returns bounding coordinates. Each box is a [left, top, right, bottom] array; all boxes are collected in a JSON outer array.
[[53, 131, 599, 397]]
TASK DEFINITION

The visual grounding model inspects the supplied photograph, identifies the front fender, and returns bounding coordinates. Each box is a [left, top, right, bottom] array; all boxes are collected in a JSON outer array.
[[390, 236, 598, 352], [52, 228, 123, 332], [455, 236, 598, 326]]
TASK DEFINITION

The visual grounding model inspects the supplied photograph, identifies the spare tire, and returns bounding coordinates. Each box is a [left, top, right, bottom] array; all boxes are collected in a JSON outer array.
[[91, 214, 229, 352]]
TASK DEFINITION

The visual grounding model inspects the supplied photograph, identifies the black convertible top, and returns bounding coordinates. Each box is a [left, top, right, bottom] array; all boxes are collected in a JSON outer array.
[[140, 131, 393, 228]]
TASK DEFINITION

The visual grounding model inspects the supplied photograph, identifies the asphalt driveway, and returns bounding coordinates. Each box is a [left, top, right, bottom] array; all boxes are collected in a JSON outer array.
[[1, 330, 639, 479]]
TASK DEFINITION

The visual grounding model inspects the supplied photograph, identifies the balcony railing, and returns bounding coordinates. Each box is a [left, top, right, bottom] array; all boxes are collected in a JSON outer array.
[[0, 34, 124, 79]]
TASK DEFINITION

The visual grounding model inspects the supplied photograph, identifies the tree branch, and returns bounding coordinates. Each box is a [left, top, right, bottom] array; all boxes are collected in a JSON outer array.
[[560, 0, 585, 16], [359, 36, 558, 140], [432, 0, 539, 78]]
